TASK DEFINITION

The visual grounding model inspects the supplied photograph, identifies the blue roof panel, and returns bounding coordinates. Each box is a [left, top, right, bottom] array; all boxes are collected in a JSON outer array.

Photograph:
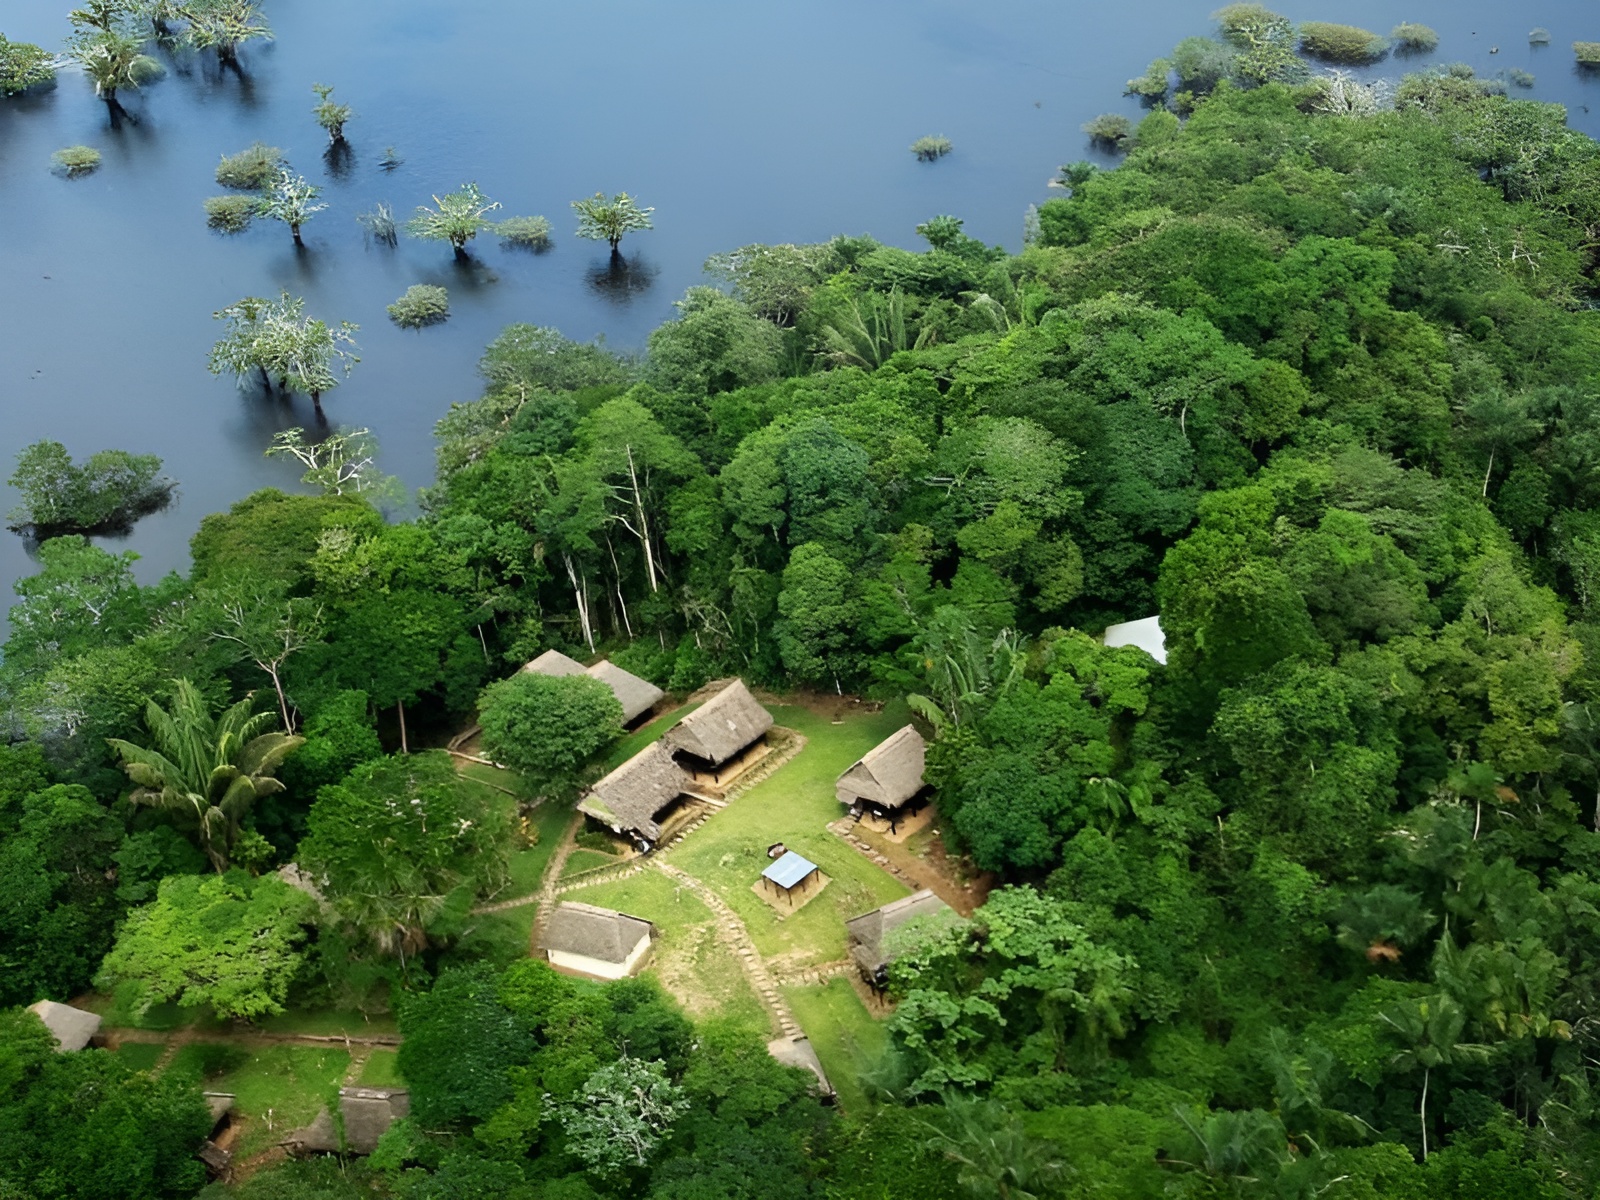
[[762, 850, 818, 890]]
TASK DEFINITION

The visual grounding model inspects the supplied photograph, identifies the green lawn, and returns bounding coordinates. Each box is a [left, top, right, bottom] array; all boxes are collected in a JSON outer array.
[[504, 804, 577, 898], [782, 977, 889, 1115], [358, 1048, 404, 1087], [257, 1007, 398, 1038], [561, 848, 620, 880], [662, 704, 912, 968], [456, 760, 527, 795], [113, 1041, 165, 1072], [166, 1041, 250, 1082], [602, 702, 695, 768], [209, 1044, 350, 1158], [576, 868, 767, 1033]]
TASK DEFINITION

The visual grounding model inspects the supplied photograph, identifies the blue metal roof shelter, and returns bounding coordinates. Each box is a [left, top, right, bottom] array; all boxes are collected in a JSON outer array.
[[762, 850, 819, 891]]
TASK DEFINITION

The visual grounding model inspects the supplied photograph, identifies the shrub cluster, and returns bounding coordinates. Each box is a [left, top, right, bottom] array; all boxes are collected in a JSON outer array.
[[496, 215, 552, 248], [387, 284, 450, 329], [216, 142, 284, 189], [1299, 21, 1388, 63], [51, 145, 101, 176], [1389, 22, 1439, 53], [204, 194, 255, 233], [910, 134, 952, 161], [1577, 41, 1600, 66], [1082, 113, 1135, 146]]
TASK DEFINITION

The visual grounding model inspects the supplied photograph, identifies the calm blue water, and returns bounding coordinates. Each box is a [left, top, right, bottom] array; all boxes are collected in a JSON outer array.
[[1, 0, 1597, 619]]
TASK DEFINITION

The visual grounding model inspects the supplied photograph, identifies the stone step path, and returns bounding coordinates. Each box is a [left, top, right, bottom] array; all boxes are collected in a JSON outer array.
[[770, 959, 853, 988], [528, 811, 585, 950], [552, 860, 646, 895], [828, 819, 920, 889], [652, 860, 801, 1039]]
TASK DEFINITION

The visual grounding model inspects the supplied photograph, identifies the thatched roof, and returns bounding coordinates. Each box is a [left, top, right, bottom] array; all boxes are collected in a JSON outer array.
[[586, 659, 665, 723], [539, 901, 653, 964], [286, 1087, 410, 1155], [846, 889, 953, 976], [836, 725, 926, 809], [1103, 615, 1166, 665], [767, 1035, 835, 1097], [26, 1000, 101, 1052], [578, 742, 689, 841], [665, 679, 772, 766], [522, 648, 587, 677]]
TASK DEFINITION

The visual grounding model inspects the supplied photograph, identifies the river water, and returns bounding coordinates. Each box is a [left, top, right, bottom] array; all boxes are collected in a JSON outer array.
[[1, 0, 1596, 622]]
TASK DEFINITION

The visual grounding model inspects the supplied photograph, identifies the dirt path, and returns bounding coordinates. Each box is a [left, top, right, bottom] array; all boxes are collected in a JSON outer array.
[[526, 810, 585, 950], [828, 818, 984, 916], [103, 1027, 402, 1050], [652, 860, 801, 1039]]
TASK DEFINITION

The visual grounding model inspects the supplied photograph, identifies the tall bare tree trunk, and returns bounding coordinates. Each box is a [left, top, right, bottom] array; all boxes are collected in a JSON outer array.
[[626, 445, 660, 593], [397, 698, 408, 754], [563, 554, 595, 651]]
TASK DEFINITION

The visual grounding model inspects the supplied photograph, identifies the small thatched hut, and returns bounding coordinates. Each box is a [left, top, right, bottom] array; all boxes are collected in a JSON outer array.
[[664, 679, 772, 785], [522, 651, 664, 724], [846, 889, 954, 987], [26, 1000, 101, 1052], [767, 1034, 835, 1100], [539, 901, 655, 980], [285, 1087, 410, 1155], [836, 725, 927, 817], [578, 742, 705, 847]]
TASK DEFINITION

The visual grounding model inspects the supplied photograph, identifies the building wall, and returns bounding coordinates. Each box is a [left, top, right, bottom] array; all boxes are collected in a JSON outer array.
[[547, 935, 651, 980]]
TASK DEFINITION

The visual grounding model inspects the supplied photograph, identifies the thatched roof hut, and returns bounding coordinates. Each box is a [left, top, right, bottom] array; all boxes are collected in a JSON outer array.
[[586, 659, 665, 724], [26, 1000, 101, 1052], [285, 1087, 410, 1155], [846, 889, 954, 982], [522, 651, 664, 723], [539, 901, 654, 980], [665, 680, 772, 767], [578, 742, 692, 843], [767, 1035, 835, 1099], [522, 649, 588, 677], [836, 725, 927, 812]]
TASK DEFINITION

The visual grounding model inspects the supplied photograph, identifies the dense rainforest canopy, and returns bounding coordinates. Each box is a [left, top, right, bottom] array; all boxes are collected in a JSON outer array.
[[9, 27, 1600, 1199]]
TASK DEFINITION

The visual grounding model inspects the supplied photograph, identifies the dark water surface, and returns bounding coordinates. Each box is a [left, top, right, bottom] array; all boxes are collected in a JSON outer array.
[[2, 0, 1598, 618]]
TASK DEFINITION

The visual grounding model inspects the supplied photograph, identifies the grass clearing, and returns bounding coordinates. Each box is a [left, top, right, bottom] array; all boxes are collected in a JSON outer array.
[[358, 1048, 404, 1087], [113, 1041, 165, 1072], [166, 1041, 250, 1082], [257, 1007, 398, 1038], [504, 803, 574, 898], [561, 848, 619, 879], [782, 976, 888, 1115], [664, 704, 912, 970], [209, 1044, 350, 1158], [576, 868, 767, 1033]]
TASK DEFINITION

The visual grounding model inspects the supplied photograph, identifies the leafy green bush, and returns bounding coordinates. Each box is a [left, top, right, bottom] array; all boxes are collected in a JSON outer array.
[[51, 145, 101, 176], [1082, 113, 1134, 145], [1299, 21, 1388, 63], [1125, 58, 1171, 101], [204, 194, 255, 233], [910, 135, 952, 161], [1576, 42, 1600, 66], [1389, 22, 1438, 52], [215, 142, 283, 189], [1508, 68, 1535, 87], [1, 34, 56, 94], [6, 440, 175, 535], [388, 285, 450, 329], [496, 215, 552, 248]]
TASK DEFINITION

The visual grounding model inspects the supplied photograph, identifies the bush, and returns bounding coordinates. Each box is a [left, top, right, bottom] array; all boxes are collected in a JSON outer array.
[[1, 34, 56, 94], [204, 194, 255, 233], [1508, 68, 1535, 87], [910, 135, 951, 162], [388, 284, 450, 329], [215, 142, 283, 189], [1576, 42, 1600, 66], [1299, 22, 1388, 63], [1082, 113, 1134, 146], [1125, 58, 1171, 101], [6, 441, 175, 535], [51, 145, 100, 176], [496, 215, 552, 248], [1390, 22, 1438, 52], [477, 672, 623, 792]]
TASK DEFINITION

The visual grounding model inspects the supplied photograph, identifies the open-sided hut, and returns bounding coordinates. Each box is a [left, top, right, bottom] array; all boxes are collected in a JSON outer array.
[[664, 679, 773, 786], [846, 889, 954, 987], [285, 1087, 410, 1155], [761, 850, 821, 902], [578, 742, 702, 847], [836, 724, 927, 817], [586, 659, 665, 724], [26, 999, 101, 1051], [539, 901, 655, 980]]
